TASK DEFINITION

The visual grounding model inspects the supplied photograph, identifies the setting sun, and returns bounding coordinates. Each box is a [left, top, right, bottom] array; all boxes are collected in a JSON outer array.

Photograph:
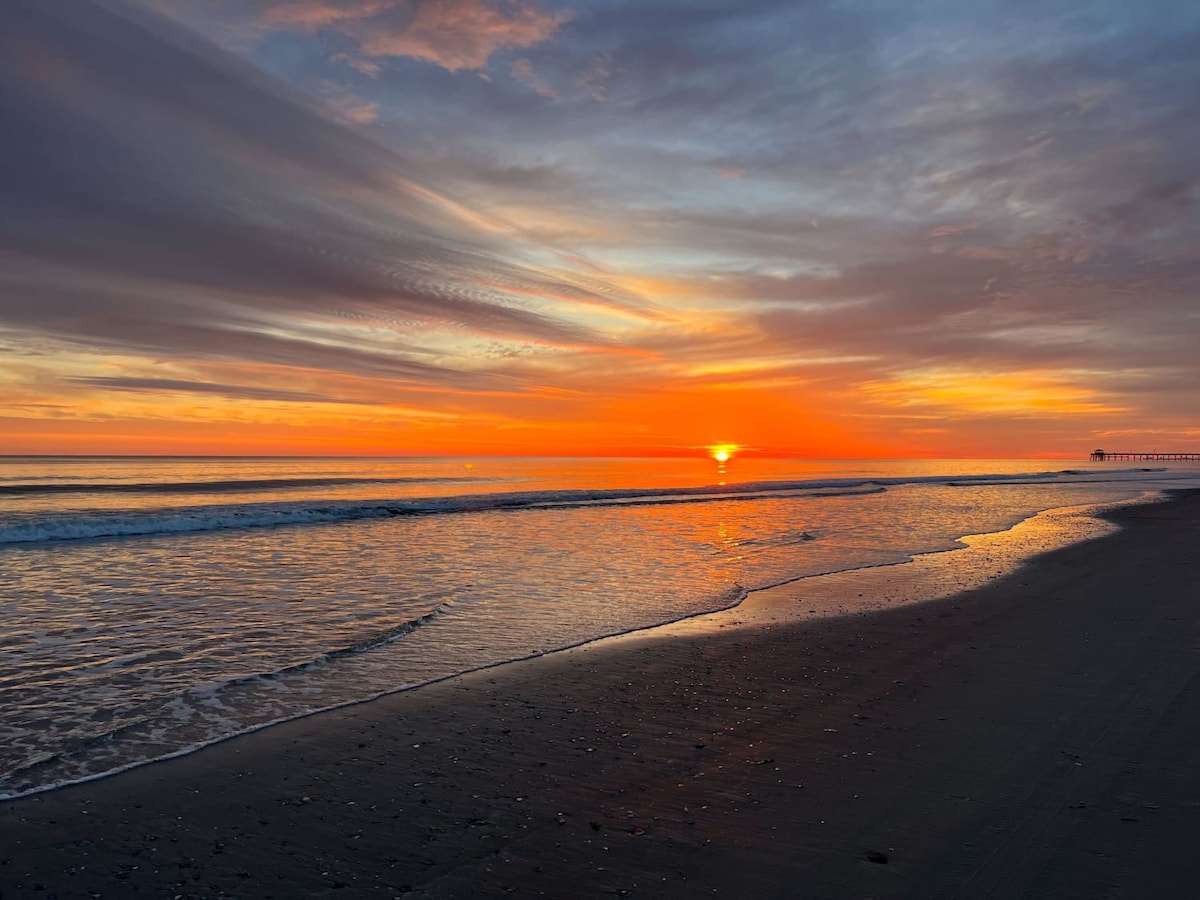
[[710, 444, 740, 463]]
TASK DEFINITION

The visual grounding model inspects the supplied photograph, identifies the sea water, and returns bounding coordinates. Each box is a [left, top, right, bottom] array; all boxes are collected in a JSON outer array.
[[2, 455, 1198, 799]]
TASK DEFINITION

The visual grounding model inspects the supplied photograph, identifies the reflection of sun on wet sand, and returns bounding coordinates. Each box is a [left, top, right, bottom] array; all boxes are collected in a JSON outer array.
[[644, 496, 1129, 637], [3, 491, 1199, 898]]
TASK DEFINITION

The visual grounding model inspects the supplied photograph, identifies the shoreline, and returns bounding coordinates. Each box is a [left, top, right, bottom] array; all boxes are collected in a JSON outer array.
[[2, 489, 1198, 897], [602, 491, 1153, 643], [0, 492, 1151, 804]]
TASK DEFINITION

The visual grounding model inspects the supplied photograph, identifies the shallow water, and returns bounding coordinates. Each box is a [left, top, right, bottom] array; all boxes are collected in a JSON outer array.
[[2, 456, 1197, 798]]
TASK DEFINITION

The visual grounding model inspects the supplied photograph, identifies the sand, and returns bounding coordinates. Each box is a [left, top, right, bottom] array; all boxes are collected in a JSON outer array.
[[2, 491, 1198, 898]]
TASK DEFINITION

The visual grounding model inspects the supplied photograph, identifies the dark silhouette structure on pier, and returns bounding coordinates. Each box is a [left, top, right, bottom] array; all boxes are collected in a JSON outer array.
[[1091, 449, 1200, 461]]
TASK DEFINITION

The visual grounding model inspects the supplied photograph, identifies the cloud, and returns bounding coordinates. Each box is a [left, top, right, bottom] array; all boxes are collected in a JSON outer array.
[[322, 89, 380, 123], [1092, 180, 1196, 237], [509, 57, 556, 97], [263, 0, 390, 30], [576, 52, 612, 101], [0, 0, 639, 391], [69, 376, 379, 404], [261, 0, 570, 72]]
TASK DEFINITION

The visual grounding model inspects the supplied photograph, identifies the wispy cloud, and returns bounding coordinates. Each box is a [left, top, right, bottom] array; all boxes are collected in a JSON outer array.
[[0, 0, 637, 378], [68, 376, 380, 404], [576, 52, 611, 101], [261, 0, 570, 72], [510, 57, 557, 97]]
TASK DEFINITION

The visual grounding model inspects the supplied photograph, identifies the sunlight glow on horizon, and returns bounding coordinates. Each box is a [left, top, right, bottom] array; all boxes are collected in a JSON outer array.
[[710, 444, 740, 463]]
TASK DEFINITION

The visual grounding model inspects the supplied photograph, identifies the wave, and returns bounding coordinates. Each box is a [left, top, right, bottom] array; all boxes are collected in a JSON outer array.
[[0, 474, 491, 496], [0, 483, 863, 545], [0, 579, 746, 800], [0, 468, 1170, 547], [0, 598, 458, 791]]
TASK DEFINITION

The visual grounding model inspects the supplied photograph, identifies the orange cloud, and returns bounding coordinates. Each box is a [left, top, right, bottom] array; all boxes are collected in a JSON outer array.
[[265, 0, 570, 72], [263, 0, 390, 30], [860, 369, 1126, 417], [362, 0, 569, 71]]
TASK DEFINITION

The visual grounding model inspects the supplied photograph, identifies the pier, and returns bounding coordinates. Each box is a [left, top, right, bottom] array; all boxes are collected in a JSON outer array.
[[1090, 449, 1200, 461]]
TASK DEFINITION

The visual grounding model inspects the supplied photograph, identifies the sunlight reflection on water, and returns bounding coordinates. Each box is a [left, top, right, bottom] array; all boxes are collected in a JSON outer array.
[[1, 456, 1197, 797]]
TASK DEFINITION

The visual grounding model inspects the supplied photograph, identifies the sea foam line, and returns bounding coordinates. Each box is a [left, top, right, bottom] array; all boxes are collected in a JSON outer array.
[[0, 474, 491, 496], [1, 479, 880, 545], [0, 578, 744, 802], [0, 469, 1163, 547]]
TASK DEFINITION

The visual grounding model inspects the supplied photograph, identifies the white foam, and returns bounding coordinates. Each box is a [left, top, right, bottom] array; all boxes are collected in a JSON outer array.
[[0, 468, 1168, 546]]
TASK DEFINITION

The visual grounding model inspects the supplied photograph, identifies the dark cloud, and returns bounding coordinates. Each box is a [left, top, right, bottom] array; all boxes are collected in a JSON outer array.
[[1092, 181, 1197, 237], [68, 376, 379, 404]]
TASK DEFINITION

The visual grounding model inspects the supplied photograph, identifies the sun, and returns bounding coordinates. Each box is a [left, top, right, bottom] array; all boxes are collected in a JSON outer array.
[[709, 443, 739, 463]]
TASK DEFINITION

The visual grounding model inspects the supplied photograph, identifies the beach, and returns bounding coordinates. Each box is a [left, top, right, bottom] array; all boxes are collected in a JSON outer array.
[[8, 456, 1182, 800], [2, 490, 1198, 898]]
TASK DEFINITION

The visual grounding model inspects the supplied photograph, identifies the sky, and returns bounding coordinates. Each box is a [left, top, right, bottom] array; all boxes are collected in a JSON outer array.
[[2, 0, 1199, 458]]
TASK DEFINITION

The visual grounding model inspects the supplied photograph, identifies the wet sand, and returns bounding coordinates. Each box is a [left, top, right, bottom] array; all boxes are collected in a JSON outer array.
[[2, 491, 1198, 898]]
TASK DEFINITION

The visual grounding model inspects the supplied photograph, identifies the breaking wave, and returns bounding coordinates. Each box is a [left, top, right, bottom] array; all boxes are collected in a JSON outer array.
[[0, 469, 1161, 547]]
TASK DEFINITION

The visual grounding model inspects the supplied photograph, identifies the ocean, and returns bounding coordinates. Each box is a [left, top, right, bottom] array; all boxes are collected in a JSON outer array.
[[2, 455, 1198, 800]]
